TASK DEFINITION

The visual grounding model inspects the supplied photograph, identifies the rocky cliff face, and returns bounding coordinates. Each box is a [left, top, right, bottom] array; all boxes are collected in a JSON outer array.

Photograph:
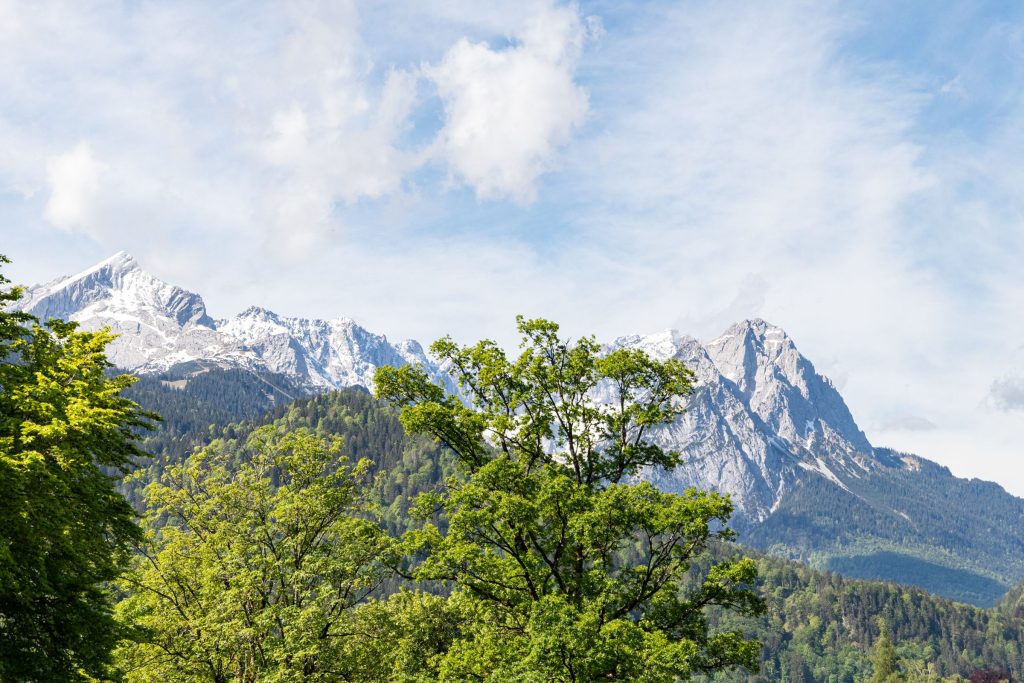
[[610, 321, 876, 528], [218, 306, 441, 390]]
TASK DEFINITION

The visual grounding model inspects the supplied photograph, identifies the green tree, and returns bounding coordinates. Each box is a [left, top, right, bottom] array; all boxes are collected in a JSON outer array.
[[375, 316, 764, 682], [115, 426, 394, 682], [870, 620, 902, 683], [0, 255, 154, 681]]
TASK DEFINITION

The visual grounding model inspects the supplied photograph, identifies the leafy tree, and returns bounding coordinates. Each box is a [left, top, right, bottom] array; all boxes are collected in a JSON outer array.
[[101, 376, 1024, 682], [0, 255, 154, 681], [338, 589, 467, 682], [115, 426, 394, 682], [375, 316, 764, 682]]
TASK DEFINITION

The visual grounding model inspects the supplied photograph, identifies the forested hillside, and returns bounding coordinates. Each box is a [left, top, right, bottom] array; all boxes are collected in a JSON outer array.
[[702, 553, 1024, 681], [123, 375, 1024, 681], [748, 456, 1024, 606]]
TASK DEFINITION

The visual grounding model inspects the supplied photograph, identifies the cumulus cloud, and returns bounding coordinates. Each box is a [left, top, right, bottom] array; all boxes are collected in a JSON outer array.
[[247, 1, 423, 256], [427, 2, 593, 201], [44, 142, 106, 232]]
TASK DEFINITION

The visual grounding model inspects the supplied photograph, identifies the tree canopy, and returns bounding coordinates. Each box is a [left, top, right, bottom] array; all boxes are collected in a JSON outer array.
[[375, 316, 764, 682], [116, 426, 395, 682], [0, 255, 154, 681]]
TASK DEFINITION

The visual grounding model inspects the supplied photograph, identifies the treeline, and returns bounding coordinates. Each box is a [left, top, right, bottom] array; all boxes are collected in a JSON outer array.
[[700, 552, 1024, 681], [747, 453, 1024, 607], [126, 378, 1024, 682]]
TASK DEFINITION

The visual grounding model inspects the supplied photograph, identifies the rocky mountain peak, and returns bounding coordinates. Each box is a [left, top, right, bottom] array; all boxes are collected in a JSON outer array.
[[96, 249, 139, 271], [19, 254, 870, 522], [236, 305, 277, 319], [705, 319, 872, 457], [19, 251, 213, 329]]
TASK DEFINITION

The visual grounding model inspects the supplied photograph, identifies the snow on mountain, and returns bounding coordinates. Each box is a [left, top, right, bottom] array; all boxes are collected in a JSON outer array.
[[218, 306, 442, 390], [16, 253, 448, 390], [16, 251, 241, 371]]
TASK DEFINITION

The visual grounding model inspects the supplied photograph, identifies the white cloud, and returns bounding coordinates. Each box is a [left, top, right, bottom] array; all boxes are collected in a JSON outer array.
[[427, 2, 593, 201], [44, 142, 106, 232], [3, 0, 1024, 495]]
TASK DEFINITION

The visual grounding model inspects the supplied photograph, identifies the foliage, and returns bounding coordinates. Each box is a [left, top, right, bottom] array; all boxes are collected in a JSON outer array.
[[868, 621, 900, 683], [374, 316, 764, 682], [0, 255, 154, 681], [114, 355, 1024, 682], [339, 590, 467, 682], [115, 426, 394, 682], [699, 551, 1024, 683]]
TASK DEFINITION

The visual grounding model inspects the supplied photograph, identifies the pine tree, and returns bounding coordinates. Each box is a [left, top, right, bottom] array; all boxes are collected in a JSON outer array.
[[870, 620, 902, 683]]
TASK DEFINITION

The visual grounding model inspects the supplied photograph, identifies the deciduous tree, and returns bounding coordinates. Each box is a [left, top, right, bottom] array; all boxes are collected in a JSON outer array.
[[0, 255, 154, 681], [115, 426, 394, 682], [375, 316, 763, 682]]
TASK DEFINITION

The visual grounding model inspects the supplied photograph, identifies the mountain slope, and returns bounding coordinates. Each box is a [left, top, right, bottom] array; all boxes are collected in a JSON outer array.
[[20, 253, 1024, 605], [615, 321, 1024, 605]]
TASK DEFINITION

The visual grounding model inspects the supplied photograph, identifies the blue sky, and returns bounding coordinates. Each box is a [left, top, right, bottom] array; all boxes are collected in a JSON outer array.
[[2, 0, 1023, 493]]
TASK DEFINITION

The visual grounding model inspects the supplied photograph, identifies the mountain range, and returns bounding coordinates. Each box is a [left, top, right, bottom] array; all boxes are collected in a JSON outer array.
[[16, 252, 1024, 606]]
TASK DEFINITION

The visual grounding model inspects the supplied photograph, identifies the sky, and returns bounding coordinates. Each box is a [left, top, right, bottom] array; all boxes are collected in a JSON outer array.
[[1, 0, 1022, 494]]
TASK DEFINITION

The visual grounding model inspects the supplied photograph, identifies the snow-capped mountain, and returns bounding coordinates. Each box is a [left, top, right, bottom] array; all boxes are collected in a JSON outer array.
[[17, 252, 450, 391], [18, 253, 1024, 605], [19, 254, 873, 524], [218, 306, 442, 391]]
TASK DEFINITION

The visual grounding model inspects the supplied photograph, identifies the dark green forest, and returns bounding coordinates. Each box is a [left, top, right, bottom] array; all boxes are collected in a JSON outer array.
[[123, 371, 1024, 682], [749, 450, 1024, 607]]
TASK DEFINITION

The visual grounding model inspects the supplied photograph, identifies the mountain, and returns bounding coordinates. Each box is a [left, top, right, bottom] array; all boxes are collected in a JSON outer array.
[[615, 323, 1024, 606], [17, 251, 451, 392], [18, 253, 1024, 605]]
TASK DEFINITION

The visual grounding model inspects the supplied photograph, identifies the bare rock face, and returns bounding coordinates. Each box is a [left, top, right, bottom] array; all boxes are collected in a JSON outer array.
[[610, 321, 876, 529], [705, 320, 872, 458]]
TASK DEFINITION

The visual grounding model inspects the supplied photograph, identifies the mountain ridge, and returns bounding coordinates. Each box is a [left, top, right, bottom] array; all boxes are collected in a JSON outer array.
[[18, 252, 1024, 605], [17, 251, 451, 392]]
